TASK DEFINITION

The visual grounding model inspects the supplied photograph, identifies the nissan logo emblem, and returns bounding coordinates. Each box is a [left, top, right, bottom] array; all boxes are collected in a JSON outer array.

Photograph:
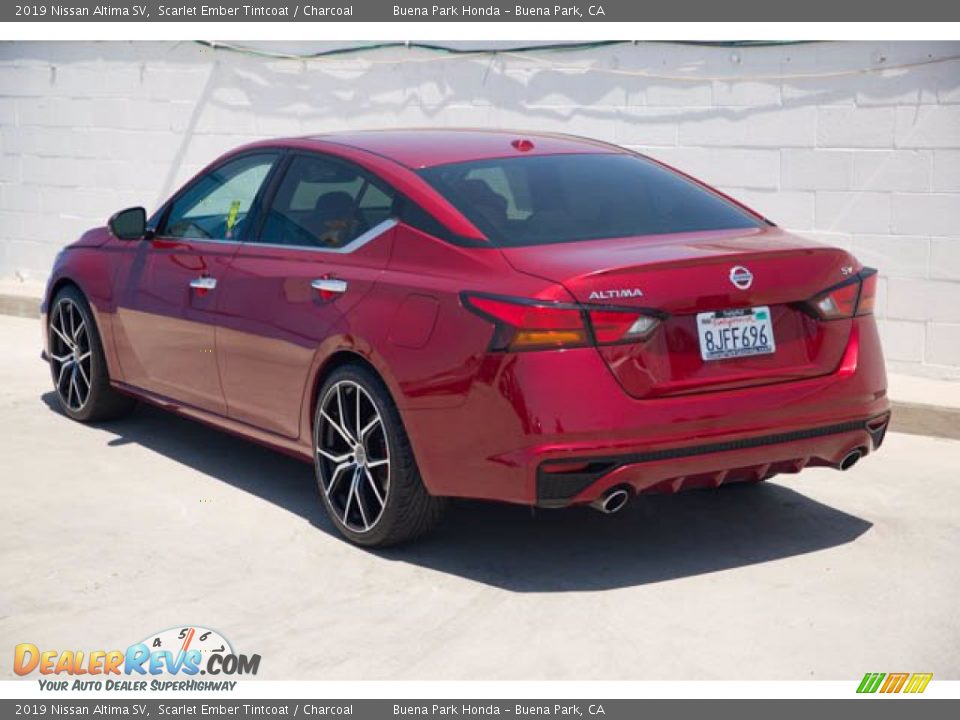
[[729, 265, 753, 290]]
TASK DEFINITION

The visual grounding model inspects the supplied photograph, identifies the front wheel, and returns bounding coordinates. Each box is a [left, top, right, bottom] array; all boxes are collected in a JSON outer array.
[[313, 364, 445, 547], [48, 286, 137, 422]]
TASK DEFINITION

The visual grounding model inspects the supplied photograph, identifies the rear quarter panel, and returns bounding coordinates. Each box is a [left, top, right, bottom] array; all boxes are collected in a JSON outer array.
[[294, 223, 552, 488]]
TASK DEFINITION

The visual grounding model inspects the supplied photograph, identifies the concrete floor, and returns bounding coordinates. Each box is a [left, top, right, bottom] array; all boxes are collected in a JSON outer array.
[[1, 314, 958, 680]]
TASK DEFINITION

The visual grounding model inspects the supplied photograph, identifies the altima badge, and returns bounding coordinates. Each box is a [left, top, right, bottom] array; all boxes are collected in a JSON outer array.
[[588, 288, 644, 300], [729, 265, 753, 290]]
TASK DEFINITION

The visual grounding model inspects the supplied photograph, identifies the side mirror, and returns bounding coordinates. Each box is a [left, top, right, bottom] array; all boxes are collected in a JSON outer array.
[[108, 206, 147, 240]]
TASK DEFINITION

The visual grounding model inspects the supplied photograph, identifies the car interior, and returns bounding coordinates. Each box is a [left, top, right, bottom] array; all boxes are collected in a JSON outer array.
[[258, 156, 395, 249]]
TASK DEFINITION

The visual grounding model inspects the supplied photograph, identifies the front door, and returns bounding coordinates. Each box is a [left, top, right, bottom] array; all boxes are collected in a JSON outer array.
[[112, 151, 280, 414]]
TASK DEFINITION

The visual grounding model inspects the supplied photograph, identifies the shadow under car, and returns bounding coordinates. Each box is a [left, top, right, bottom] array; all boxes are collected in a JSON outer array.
[[43, 391, 873, 593]]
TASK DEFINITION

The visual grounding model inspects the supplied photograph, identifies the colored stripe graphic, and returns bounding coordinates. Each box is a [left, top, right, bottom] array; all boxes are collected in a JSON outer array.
[[857, 673, 886, 693], [857, 672, 933, 694], [904, 673, 933, 694], [880, 673, 909, 693]]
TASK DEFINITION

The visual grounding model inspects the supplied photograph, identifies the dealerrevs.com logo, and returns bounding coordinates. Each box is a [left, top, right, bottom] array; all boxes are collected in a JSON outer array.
[[14, 626, 260, 691]]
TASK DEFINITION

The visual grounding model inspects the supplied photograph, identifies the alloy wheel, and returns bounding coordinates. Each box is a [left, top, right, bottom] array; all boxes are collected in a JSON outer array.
[[316, 380, 391, 533], [49, 298, 92, 412]]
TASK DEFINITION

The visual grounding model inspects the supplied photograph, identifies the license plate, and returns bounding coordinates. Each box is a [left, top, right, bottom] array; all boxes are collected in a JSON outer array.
[[697, 306, 775, 361]]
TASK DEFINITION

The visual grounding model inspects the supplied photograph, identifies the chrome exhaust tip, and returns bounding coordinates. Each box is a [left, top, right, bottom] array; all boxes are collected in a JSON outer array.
[[591, 487, 631, 515], [839, 449, 863, 471]]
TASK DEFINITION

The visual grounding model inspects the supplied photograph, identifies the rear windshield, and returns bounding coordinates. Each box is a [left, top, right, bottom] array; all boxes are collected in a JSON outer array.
[[418, 153, 763, 247]]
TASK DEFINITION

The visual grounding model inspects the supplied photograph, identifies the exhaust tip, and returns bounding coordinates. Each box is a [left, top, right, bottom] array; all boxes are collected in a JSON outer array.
[[839, 449, 863, 471], [592, 487, 631, 515]]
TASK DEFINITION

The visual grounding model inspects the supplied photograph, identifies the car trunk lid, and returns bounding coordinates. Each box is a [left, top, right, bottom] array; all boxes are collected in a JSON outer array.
[[499, 227, 859, 398]]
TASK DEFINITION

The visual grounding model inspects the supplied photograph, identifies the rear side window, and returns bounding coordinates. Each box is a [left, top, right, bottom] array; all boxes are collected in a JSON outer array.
[[257, 154, 395, 249], [418, 153, 762, 247]]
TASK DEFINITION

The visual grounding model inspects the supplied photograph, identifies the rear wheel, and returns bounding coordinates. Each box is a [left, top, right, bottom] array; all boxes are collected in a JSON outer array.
[[48, 286, 137, 422], [313, 364, 445, 547]]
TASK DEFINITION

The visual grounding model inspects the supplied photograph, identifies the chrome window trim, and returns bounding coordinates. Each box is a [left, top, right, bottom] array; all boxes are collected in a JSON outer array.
[[244, 217, 399, 255]]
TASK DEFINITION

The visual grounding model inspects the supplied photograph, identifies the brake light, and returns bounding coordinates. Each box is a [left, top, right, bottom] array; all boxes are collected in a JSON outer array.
[[588, 309, 660, 344], [807, 268, 878, 320], [463, 295, 588, 350], [462, 293, 660, 352], [812, 282, 859, 319], [856, 271, 878, 316]]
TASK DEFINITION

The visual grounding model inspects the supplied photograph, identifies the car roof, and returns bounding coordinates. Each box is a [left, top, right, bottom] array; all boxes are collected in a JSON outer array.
[[293, 128, 623, 169]]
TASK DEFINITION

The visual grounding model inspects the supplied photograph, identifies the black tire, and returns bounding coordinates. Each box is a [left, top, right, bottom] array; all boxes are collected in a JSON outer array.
[[313, 364, 445, 547], [47, 285, 137, 423]]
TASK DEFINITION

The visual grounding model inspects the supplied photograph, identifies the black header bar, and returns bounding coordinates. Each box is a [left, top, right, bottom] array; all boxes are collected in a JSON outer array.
[[3, 0, 960, 22]]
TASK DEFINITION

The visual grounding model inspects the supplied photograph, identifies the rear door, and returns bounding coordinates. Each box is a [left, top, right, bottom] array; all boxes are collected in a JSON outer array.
[[215, 151, 397, 438], [112, 152, 279, 414]]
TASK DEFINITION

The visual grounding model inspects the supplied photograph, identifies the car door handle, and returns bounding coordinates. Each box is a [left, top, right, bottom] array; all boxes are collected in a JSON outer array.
[[311, 278, 348, 295], [189, 277, 217, 290]]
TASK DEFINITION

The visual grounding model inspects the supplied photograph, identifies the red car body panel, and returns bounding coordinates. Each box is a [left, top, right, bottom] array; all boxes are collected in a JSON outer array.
[[110, 237, 237, 414], [42, 130, 890, 509], [312, 129, 620, 168]]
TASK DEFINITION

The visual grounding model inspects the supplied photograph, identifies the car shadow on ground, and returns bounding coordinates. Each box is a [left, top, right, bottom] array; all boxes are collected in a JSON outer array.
[[43, 393, 873, 592]]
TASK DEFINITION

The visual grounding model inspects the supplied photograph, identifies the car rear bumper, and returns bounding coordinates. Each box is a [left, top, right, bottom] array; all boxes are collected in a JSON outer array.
[[401, 315, 890, 506], [535, 412, 890, 506]]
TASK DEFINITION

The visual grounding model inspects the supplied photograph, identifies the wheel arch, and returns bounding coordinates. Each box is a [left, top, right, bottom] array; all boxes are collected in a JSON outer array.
[[304, 348, 402, 444], [45, 269, 124, 384], [46, 276, 83, 309]]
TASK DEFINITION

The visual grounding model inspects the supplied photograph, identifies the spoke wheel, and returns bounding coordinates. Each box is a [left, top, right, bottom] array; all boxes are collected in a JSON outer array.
[[316, 380, 390, 534], [47, 286, 137, 423], [49, 297, 93, 412]]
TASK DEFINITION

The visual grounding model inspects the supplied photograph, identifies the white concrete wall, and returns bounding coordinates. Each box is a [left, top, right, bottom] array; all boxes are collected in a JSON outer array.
[[1, 40, 959, 377]]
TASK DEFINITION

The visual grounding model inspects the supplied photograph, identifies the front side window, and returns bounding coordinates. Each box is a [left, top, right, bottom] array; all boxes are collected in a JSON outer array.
[[418, 153, 763, 247], [257, 154, 396, 249], [163, 153, 278, 240]]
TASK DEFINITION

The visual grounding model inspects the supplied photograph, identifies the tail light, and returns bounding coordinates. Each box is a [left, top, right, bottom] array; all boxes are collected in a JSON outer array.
[[588, 309, 659, 344], [463, 295, 587, 350], [462, 293, 661, 352], [856, 271, 878, 316], [807, 268, 878, 320]]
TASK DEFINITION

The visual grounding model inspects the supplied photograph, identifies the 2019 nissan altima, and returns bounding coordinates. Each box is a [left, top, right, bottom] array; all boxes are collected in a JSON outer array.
[[42, 129, 890, 546]]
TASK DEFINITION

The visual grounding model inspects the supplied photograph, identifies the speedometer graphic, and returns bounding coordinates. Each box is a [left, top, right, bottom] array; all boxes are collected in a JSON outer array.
[[135, 626, 234, 675]]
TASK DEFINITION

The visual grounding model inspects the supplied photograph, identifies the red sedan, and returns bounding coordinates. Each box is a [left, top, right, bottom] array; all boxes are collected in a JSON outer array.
[[42, 130, 890, 546]]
